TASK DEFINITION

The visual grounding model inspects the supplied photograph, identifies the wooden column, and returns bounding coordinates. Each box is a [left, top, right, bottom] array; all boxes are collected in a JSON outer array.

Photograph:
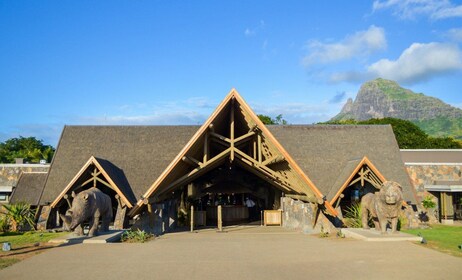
[[230, 99, 235, 162], [217, 205, 223, 232], [257, 133, 262, 163], [190, 205, 194, 232], [203, 133, 209, 163]]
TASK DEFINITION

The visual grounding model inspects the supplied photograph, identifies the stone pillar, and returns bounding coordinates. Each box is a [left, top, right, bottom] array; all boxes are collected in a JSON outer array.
[[36, 206, 51, 230], [113, 194, 127, 229]]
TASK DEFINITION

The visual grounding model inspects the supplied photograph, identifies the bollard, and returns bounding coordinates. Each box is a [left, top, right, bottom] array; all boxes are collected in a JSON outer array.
[[217, 205, 223, 232], [2, 242, 11, 251]]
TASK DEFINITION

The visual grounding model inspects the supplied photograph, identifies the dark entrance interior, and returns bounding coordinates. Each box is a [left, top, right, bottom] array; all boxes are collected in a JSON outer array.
[[174, 162, 283, 227]]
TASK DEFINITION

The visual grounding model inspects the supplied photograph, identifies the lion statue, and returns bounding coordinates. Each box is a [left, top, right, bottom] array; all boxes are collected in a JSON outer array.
[[361, 181, 404, 234]]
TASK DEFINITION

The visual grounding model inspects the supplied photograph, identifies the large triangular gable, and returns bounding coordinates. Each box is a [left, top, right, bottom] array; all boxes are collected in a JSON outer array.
[[50, 156, 133, 208], [130, 89, 336, 216], [328, 156, 386, 205]]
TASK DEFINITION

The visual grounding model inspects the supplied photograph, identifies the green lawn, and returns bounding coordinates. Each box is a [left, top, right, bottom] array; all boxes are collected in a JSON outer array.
[[0, 231, 68, 270], [0, 231, 67, 248], [403, 225, 462, 257]]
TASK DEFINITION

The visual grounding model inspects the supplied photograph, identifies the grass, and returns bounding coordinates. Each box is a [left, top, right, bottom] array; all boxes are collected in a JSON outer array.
[[402, 225, 462, 257], [0, 231, 67, 248], [0, 231, 68, 270]]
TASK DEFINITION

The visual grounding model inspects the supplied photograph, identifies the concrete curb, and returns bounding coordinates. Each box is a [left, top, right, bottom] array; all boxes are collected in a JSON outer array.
[[49, 230, 125, 244], [342, 228, 423, 242]]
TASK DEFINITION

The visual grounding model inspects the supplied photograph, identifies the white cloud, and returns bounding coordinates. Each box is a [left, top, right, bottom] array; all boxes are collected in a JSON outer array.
[[368, 42, 462, 83], [244, 20, 265, 37], [330, 42, 462, 84], [446, 27, 462, 42], [303, 25, 386, 66], [372, 0, 462, 19]]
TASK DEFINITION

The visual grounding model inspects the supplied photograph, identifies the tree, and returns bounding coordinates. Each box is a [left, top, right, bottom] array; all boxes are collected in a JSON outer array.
[[322, 117, 462, 149], [257, 114, 288, 125], [0, 136, 55, 163], [360, 118, 429, 149]]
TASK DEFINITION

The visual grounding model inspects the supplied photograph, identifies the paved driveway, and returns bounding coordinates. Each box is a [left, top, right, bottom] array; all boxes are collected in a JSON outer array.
[[1, 226, 461, 280]]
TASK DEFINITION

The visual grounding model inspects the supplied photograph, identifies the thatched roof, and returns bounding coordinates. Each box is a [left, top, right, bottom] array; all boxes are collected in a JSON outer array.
[[39, 126, 198, 206], [10, 172, 47, 205], [268, 125, 416, 203], [39, 92, 415, 214]]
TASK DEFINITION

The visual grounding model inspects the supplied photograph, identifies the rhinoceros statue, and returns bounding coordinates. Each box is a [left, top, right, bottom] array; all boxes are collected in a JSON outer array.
[[60, 187, 113, 237]]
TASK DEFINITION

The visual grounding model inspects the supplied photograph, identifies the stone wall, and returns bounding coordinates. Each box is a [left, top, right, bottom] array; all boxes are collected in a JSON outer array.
[[0, 164, 49, 187], [132, 200, 178, 235], [406, 164, 461, 202], [281, 197, 336, 234], [406, 164, 462, 223]]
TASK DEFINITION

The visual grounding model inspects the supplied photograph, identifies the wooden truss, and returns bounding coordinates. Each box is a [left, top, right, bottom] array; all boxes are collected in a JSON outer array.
[[50, 156, 132, 209], [130, 89, 336, 216], [329, 157, 386, 206]]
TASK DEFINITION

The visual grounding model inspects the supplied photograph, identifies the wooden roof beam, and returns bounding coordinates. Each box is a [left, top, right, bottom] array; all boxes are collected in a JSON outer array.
[[234, 149, 294, 193], [262, 155, 285, 166], [182, 156, 203, 167], [236, 157, 294, 193], [210, 132, 231, 144], [234, 131, 256, 146], [156, 148, 231, 197]]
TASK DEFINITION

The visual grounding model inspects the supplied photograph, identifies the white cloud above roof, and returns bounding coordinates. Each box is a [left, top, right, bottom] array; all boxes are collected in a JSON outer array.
[[330, 42, 462, 84], [373, 0, 462, 19], [302, 25, 386, 66]]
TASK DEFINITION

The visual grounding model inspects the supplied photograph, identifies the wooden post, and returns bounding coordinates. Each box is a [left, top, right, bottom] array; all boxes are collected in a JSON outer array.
[[63, 194, 72, 208], [230, 99, 235, 162], [257, 134, 262, 163], [217, 205, 223, 232], [203, 133, 209, 163], [190, 205, 194, 232]]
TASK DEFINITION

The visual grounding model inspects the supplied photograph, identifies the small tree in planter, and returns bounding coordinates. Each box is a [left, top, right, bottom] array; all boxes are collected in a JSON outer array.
[[420, 195, 437, 224]]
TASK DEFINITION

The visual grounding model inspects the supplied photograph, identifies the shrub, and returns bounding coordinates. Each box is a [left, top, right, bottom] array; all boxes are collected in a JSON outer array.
[[343, 203, 365, 228], [121, 229, 154, 243], [422, 195, 436, 209], [2, 202, 35, 232], [0, 215, 10, 233]]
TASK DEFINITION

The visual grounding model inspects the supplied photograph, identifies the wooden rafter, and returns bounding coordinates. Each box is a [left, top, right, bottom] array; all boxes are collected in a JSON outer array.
[[156, 148, 231, 197], [234, 148, 293, 192], [262, 155, 285, 166], [234, 131, 256, 146], [182, 156, 202, 167], [348, 165, 382, 189]]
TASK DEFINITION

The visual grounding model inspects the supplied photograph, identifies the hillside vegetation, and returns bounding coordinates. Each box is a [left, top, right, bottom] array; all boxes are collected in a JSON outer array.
[[324, 118, 462, 149], [332, 78, 462, 140]]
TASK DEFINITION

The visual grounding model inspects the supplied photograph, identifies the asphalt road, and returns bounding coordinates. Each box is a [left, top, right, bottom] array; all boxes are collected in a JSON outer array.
[[1, 226, 461, 280]]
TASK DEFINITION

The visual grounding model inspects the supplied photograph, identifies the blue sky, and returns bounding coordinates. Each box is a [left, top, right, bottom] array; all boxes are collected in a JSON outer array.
[[1, 0, 461, 146]]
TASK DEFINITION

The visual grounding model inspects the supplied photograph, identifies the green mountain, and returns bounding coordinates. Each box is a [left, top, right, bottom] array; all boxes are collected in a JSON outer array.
[[331, 78, 462, 140]]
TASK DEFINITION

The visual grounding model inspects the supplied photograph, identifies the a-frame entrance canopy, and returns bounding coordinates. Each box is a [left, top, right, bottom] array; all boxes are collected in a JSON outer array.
[[130, 89, 334, 215], [328, 156, 386, 206], [50, 156, 135, 209]]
